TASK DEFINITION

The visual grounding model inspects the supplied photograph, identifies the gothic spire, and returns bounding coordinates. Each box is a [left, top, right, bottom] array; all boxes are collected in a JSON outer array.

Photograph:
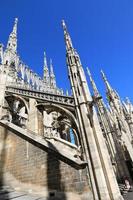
[[101, 70, 121, 100], [87, 67, 100, 97], [101, 70, 112, 93], [62, 20, 74, 51], [62, 19, 82, 72], [50, 59, 56, 88], [43, 51, 49, 84], [62, 21, 123, 200], [6, 18, 18, 53], [101, 70, 123, 116]]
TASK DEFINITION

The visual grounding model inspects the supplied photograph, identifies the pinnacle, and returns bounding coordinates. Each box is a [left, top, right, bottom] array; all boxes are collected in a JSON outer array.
[[86, 67, 91, 77]]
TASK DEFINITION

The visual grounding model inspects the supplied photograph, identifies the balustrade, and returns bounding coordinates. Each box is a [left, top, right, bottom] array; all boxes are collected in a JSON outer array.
[[5, 86, 75, 107]]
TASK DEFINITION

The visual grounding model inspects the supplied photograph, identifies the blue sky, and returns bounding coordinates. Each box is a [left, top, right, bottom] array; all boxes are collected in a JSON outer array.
[[0, 0, 133, 101]]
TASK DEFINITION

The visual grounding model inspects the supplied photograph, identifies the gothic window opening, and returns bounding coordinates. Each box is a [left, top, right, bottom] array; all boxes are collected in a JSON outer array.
[[70, 128, 75, 144]]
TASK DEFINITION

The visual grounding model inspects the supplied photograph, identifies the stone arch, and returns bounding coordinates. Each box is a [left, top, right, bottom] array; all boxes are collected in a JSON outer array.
[[36, 102, 80, 145], [5, 94, 29, 114], [5, 94, 29, 128]]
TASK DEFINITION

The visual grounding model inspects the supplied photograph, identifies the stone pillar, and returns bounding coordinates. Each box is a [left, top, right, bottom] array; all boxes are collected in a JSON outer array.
[[43, 111, 53, 137], [27, 98, 38, 133], [38, 109, 44, 136]]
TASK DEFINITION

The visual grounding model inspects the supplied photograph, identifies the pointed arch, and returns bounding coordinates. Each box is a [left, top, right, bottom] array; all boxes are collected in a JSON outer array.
[[36, 102, 80, 145], [5, 94, 29, 114]]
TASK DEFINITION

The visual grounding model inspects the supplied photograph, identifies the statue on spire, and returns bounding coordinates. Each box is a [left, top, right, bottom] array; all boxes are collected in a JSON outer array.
[[43, 51, 50, 85]]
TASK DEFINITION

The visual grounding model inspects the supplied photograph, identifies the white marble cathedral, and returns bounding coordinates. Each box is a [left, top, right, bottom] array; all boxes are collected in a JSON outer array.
[[0, 18, 133, 200]]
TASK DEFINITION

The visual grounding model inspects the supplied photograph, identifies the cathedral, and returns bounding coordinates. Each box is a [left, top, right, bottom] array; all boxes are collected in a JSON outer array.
[[0, 18, 133, 200]]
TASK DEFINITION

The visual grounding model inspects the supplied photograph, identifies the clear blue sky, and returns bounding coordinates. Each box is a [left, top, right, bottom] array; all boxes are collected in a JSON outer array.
[[0, 0, 133, 101]]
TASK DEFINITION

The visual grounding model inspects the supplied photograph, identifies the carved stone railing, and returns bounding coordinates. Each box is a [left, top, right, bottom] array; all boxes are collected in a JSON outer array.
[[5, 86, 75, 107]]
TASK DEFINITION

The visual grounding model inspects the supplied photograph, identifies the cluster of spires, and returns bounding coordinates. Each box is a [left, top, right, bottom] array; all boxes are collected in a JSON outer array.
[[87, 67, 114, 99], [62, 20, 133, 198], [87, 67, 124, 108], [62, 19, 133, 150], [0, 18, 57, 91], [62, 19, 132, 107], [43, 52, 56, 88], [0, 17, 118, 98], [0, 17, 132, 101]]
